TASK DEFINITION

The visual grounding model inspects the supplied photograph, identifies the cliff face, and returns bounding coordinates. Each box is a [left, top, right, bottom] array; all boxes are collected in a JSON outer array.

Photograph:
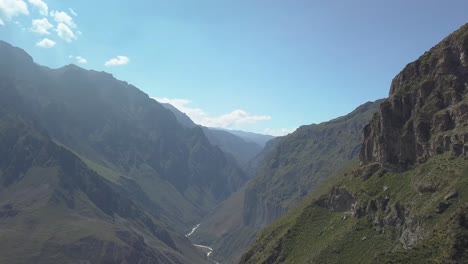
[[242, 100, 383, 228], [360, 24, 468, 172]]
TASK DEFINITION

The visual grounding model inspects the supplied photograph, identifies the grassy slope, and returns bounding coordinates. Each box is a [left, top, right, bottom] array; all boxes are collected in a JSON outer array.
[[241, 154, 468, 263]]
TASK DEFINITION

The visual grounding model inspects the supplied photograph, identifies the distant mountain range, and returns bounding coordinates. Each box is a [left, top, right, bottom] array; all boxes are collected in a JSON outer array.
[[210, 128, 275, 148], [160, 102, 275, 174]]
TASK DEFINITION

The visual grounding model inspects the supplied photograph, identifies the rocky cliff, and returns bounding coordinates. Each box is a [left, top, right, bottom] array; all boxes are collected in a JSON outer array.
[[360, 24, 468, 172]]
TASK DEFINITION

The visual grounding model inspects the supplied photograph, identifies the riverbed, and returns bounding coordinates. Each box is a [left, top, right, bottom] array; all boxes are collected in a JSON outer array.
[[186, 224, 219, 264]]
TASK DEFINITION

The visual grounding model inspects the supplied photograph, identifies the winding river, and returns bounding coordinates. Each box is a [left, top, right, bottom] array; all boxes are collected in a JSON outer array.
[[186, 224, 219, 264]]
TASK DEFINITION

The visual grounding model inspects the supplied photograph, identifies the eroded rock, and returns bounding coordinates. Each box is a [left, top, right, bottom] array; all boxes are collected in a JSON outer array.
[[360, 27, 468, 172], [314, 187, 356, 212]]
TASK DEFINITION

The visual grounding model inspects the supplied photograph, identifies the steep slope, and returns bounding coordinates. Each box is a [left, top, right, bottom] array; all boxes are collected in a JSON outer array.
[[160, 103, 265, 172], [160, 103, 197, 128], [360, 23, 468, 172], [0, 82, 209, 264], [0, 40, 247, 232], [191, 100, 382, 263], [241, 23, 468, 264], [244, 137, 282, 177], [201, 128, 263, 172]]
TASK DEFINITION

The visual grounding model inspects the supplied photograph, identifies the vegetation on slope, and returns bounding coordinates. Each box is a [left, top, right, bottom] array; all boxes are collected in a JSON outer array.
[[241, 154, 468, 264]]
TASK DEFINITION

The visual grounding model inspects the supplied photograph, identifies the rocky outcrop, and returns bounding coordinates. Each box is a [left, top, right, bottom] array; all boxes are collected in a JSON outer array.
[[360, 24, 468, 172], [347, 193, 424, 249], [314, 187, 356, 212]]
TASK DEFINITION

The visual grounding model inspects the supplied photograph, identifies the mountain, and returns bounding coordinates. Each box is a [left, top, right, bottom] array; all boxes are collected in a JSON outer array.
[[240, 23, 468, 264], [0, 77, 209, 263], [201, 128, 263, 172], [160, 103, 197, 128], [244, 137, 282, 177], [0, 40, 250, 230], [0, 39, 251, 262], [190, 100, 382, 263], [160, 102, 266, 173], [214, 129, 275, 148]]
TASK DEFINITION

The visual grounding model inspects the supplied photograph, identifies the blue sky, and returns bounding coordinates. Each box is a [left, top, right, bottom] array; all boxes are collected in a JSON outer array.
[[1, 0, 467, 135]]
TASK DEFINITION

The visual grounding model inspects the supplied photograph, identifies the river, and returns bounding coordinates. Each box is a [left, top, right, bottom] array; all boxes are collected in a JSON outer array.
[[186, 224, 219, 264]]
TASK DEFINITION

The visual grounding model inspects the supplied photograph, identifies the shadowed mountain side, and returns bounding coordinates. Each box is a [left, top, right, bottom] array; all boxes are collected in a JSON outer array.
[[0, 83, 209, 264], [160, 102, 268, 174], [0, 40, 247, 233]]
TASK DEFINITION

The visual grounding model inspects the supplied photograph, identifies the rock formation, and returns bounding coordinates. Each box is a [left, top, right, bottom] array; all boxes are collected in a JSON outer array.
[[360, 24, 468, 172]]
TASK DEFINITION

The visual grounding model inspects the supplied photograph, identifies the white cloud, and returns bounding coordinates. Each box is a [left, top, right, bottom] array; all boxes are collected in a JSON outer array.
[[0, 18, 4, 26], [49, 10, 80, 42], [263, 128, 295, 137], [155, 97, 272, 129], [56, 22, 75, 42], [36, 37, 55, 48], [28, 0, 47, 16], [0, 0, 29, 20], [68, 8, 77, 16], [69, 55, 87, 64], [75, 56, 87, 64], [105, 56, 130, 66], [50, 10, 75, 28], [31, 17, 52, 34]]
